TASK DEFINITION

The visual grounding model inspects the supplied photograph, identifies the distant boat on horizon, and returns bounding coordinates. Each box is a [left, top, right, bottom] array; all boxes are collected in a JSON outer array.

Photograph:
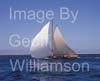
[[30, 22, 78, 59]]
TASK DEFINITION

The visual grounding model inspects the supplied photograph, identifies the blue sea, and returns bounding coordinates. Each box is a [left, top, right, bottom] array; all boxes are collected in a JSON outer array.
[[0, 54, 100, 81]]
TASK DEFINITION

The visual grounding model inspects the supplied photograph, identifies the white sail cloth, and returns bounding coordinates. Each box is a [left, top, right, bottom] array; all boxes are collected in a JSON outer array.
[[53, 27, 76, 54], [30, 22, 52, 58]]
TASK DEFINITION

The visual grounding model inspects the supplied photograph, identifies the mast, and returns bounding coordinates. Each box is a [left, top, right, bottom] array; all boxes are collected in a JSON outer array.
[[51, 19, 54, 55]]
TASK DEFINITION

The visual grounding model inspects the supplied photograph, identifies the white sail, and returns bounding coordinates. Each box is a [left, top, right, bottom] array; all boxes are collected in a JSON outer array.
[[30, 22, 52, 58], [53, 27, 76, 54]]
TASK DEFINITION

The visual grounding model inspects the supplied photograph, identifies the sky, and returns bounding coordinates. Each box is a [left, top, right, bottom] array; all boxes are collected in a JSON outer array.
[[0, 0, 100, 54]]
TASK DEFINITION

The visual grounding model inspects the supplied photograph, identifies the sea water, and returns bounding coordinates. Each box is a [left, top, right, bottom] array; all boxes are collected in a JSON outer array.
[[0, 54, 100, 81]]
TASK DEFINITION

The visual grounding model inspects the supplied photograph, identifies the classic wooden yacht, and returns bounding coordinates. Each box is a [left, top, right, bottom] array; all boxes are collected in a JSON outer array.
[[30, 22, 78, 59]]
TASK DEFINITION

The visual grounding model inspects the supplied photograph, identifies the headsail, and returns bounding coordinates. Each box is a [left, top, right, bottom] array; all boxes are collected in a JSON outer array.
[[30, 22, 52, 58], [53, 27, 76, 55]]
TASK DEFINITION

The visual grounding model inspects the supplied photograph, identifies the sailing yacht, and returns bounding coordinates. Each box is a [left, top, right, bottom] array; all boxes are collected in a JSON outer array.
[[30, 22, 78, 59]]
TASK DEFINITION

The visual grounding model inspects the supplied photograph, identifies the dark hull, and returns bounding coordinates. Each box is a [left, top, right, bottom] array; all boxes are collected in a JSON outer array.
[[48, 54, 79, 59]]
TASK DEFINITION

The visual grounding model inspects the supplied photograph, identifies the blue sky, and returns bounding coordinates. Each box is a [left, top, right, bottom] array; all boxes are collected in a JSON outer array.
[[0, 0, 100, 54]]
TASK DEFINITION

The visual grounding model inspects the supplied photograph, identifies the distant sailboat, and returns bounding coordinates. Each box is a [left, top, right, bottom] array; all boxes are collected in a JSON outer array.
[[30, 22, 78, 58]]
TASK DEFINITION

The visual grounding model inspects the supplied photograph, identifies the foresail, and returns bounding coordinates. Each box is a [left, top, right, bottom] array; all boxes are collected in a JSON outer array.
[[30, 22, 52, 58], [53, 27, 76, 54]]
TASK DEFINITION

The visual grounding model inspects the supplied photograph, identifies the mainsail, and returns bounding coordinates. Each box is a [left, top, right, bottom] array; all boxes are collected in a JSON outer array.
[[53, 27, 76, 55], [30, 22, 52, 58]]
